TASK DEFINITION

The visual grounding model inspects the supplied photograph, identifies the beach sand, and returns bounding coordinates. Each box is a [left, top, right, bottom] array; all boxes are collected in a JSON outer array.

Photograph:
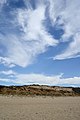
[[0, 96, 80, 120]]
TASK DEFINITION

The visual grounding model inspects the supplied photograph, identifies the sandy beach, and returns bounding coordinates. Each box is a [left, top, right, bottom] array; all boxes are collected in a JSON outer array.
[[0, 96, 80, 120]]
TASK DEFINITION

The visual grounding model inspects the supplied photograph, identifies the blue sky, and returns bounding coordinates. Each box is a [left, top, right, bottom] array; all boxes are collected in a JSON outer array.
[[0, 0, 80, 87]]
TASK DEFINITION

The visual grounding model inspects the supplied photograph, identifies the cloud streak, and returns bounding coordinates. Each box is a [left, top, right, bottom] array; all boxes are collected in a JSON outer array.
[[54, 33, 80, 60], [0, 70, 16, 75], [0, 0, 58, 67], [0, 0, 80, 68], [0, 71, 80, 87], [53, 0, 80, 60]]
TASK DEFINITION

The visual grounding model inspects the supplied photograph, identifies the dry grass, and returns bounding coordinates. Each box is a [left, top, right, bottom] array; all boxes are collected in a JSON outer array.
[[0, 85, 80, 96]]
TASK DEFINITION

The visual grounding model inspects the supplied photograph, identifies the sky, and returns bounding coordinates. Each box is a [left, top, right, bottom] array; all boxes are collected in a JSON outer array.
[[0, 0, 80, 87]]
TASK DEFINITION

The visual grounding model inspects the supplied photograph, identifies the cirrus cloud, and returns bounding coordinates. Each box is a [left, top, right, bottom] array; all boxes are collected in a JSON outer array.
[[0, 0, 58, 67], [52, 0, 80, 60], [0, 0, 80, 68]]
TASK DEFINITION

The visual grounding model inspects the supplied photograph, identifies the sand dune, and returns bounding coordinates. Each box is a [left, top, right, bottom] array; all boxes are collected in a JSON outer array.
[[0, 96, 80, 120], [0, 85, 80, 96]]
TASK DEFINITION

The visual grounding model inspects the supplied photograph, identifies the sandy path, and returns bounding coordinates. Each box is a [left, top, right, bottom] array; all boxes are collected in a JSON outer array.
[[0, 96, 80, 120]]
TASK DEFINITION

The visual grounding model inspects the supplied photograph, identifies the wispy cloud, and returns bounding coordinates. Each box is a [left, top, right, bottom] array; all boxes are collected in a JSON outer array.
[[0, 0, 58, 67], [54, 33, 80, 60], [0, 0, 80, 68], [52, 0, 80, 60], [0, 70, 16, 75]]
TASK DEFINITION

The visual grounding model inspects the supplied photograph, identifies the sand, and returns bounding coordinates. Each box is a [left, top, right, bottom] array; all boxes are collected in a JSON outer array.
[[0, 96, 80, 120]]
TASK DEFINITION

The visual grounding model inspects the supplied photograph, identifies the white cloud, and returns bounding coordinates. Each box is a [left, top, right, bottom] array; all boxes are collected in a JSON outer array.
[[49, 0, 65, 24], [54, 33, 80, 60], [0, 0, 58, 67], [52, 0, 80, 60], [0, 78, 10, 82], [13, 73, 62, 85], [0, 72, 80, 86], [0, 32, 56, 67], [16, 0, 80, 61], [0, 70, 16, 75], [14, 73, 80, 86], [0, 0, 80, 68]]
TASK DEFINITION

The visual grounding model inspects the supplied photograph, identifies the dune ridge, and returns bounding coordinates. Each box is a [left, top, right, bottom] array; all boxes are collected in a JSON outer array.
[[0, 85, 80, 96]]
